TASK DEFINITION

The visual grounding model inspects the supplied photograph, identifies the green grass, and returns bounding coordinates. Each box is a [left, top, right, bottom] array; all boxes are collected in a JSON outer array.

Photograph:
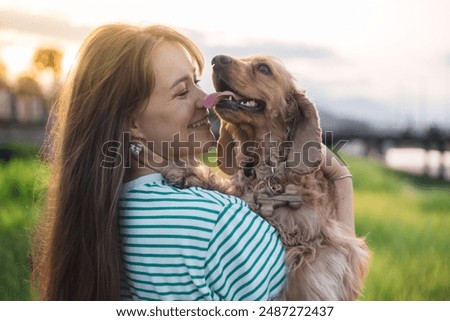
[[0, 153, 448, 300], [0, 142, 41, 160], [346, 156, 449, 300], [0, 158, 49, 300]]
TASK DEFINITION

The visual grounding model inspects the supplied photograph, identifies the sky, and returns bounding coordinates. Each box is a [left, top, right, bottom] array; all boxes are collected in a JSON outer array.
[[0, 0, 449, 130]]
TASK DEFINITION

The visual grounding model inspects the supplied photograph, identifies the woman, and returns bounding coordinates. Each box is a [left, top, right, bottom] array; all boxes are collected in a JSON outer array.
[[32, 23, 354, 300]]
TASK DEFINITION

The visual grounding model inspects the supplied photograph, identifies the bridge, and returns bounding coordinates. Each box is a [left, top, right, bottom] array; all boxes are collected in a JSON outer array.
[[322, 126, 450, 180]]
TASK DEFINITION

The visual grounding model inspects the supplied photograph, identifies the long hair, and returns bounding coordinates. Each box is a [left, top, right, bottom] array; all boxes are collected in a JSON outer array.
[[31, 24, 204, 300]]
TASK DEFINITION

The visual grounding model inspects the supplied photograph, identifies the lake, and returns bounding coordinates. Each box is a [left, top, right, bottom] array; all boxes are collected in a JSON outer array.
[[342, 141, 450, 181], [385, 148, 450, 181]]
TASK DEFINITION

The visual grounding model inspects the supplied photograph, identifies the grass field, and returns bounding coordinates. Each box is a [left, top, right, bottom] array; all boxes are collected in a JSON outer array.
[[0, 154, 448, 300], [348, 156, 449, 300], [0, 157, 48, 300]]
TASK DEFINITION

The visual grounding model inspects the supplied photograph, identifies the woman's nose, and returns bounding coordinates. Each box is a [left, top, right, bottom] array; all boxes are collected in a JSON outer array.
[[195, 86, 207, 109]]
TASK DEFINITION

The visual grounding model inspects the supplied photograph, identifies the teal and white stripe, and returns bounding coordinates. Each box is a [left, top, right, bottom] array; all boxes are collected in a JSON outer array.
[[118, 173, 286, 301]]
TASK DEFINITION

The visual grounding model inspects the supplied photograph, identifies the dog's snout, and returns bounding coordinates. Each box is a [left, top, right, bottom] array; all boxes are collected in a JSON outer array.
[[212, 55, 232, 70]]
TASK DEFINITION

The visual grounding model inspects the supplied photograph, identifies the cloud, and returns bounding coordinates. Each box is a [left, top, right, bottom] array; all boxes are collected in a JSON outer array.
[[0, 11, 336, 61], [205, 42, 335, 60], [179, 29, 336, 61], [0, 9, 92, 42]]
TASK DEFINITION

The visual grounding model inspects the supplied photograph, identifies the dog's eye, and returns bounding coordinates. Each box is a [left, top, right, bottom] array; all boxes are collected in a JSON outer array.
[[256, 63, 272, 75]]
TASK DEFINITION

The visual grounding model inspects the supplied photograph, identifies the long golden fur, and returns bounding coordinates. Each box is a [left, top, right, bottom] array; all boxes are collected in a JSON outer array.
[[162, 54, 370, 300]]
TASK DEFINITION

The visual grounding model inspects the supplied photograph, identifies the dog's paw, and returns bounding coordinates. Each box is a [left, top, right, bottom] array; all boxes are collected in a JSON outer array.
[[161, 166, 188, 189]]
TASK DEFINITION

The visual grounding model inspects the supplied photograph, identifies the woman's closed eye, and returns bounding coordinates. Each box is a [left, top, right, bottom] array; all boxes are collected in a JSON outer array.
[[176, 79, 201, 98], [177, 89, 189, 97]]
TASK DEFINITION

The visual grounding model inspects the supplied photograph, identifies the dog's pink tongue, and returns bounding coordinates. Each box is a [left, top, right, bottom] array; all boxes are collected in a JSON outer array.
[[203, 91, 236, 109]]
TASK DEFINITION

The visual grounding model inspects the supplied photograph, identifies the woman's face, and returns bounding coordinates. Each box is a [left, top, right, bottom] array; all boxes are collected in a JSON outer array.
[[132, 41, 214, 164]]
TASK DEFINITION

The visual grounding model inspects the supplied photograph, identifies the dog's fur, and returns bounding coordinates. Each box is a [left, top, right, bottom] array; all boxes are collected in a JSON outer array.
[[162, 54, 370, 300]]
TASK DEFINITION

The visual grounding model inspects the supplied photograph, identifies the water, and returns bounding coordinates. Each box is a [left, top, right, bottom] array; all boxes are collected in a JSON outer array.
[[384, 148, 450, 181], [342, 141, 450, 181]]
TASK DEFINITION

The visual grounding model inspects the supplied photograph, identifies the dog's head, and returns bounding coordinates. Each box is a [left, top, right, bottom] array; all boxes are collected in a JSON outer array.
[[208, 54, 322, 176]]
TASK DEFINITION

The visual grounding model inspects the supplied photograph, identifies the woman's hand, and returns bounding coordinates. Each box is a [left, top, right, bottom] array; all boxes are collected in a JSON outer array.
[[321, 144, 355, 235]]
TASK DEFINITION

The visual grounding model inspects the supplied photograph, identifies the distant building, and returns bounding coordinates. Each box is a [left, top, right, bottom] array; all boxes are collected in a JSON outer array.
[[14, 76, 46, 124], [0, 77, 13, 122], [0, 76, 48, 145]]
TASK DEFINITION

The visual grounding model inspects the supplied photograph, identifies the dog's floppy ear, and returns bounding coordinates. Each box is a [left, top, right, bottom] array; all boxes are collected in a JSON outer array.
[[217, 123, 239, 175], [284, 89, 323, 175]]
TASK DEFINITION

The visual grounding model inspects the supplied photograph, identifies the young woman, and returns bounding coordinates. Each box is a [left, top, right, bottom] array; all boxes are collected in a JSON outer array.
[[32, 23, 354, 301]]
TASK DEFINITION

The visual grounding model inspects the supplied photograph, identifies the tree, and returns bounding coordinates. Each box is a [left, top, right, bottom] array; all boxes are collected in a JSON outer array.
[[32, 47, 64, 101], [32, 47, 63, 80], [0, 61, 8, 88], [0, 61, 7, 78], [15, 75, 43, 98]]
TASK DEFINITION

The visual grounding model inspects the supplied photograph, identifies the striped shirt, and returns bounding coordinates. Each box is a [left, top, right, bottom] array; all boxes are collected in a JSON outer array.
[[118, 173, 286, 301]]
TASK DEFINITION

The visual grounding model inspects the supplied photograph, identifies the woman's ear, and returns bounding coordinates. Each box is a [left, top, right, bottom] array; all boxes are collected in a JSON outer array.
[[217, 123, 239, 175], [128, 115, 142, 140], [285, 89, 323, 175]]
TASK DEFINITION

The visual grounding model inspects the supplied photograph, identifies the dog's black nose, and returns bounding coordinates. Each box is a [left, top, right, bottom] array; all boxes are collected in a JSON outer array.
[[212, 55, 232, 70]]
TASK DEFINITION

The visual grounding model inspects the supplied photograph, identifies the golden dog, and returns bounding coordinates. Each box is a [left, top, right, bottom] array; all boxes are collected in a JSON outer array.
[[163, 54, 370, 300]]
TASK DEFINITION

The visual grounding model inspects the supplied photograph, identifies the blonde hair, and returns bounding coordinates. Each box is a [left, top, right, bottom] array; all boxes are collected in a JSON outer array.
[[32, 24, 204, 300]]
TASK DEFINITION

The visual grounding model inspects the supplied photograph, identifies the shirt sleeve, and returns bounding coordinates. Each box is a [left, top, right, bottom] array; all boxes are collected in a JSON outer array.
[[205, 202, 286, 300]]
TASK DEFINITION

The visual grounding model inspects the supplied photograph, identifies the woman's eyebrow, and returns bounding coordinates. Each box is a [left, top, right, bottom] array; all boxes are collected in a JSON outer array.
[[170, 75, 189, 89], [169, 68, 197, 89]]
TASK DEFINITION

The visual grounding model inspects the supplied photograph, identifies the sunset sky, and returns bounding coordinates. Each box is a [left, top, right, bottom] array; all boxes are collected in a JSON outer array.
[[0, 0, 449, 129]]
